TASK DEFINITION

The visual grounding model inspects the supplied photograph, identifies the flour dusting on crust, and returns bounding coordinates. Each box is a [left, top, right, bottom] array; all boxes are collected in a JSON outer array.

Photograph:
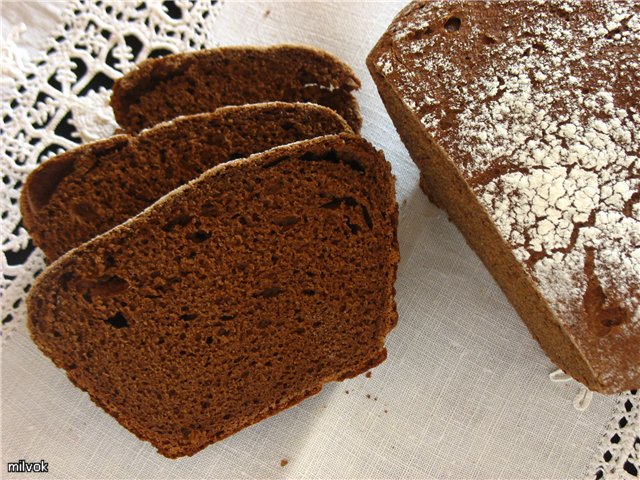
[[373, 0, 639, 383]]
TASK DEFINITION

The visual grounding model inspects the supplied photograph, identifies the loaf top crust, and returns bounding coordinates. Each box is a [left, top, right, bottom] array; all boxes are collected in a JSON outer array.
[[370, 1, 639, 388], [111, 44, 362, 133]]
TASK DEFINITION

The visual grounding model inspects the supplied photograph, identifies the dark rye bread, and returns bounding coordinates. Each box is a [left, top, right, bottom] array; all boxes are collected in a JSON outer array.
[[27, 134, 399, 458], [111, 45, 362, 133], [21, 102, 351, 261], [368, 0, 640, 393]]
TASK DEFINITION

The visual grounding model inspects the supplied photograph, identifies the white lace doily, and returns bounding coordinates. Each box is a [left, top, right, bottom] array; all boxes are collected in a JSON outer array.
[[1, 1, 638, 478]]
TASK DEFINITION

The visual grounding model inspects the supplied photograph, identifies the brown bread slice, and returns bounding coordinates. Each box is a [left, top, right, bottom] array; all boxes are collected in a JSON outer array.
[[21, 102, 351, 261], [368, 0, 640, 393], [27, 134, 399, 458], [111, 45, 362, 133]]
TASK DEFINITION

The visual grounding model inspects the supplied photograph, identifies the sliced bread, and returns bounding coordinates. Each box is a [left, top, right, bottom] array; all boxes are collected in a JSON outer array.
[[21, 102, 351, 261], [111, 45, 362, 133], [27, 134, 399, 458]]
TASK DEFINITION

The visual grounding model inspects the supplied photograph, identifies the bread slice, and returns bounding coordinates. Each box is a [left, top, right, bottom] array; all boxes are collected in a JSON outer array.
[[111, 45, 362, 133], [26, 134, 399, 458], [21, 102, 351, 261], [368, 1, 639, 393]]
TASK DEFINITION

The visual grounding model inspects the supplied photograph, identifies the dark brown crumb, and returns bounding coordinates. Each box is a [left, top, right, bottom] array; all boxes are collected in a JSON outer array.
[[345, 390, 349, 394], [264, 9, 270, 17], [26, 134, 400, 459], [111, 45, 363, 133], [365, 371, 372, 378], [280, 459, 288, 467], [366, 394, 371, 399], [21, 103, 350, 261]]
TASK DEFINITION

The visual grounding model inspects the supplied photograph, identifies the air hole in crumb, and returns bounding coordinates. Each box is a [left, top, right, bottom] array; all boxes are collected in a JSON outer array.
[[361, 205, 373, 229], [187, 230, 211, 243], [302, 289, 316, 296], [258, 319, 272, 329], [481, 33, 498, 45], [260, 286, 282, 298], [200, 202, 219, 217], [104, 254, 116, 268], [262, 157, 287, 169], [409, 26, 433, 40], [300, 150, 364, 172], [221, 314, 236, 321], [91, 275, 128, 296], [444, 17, 461, 32], [273, 215, 300, 227], [162, 215, 192, 232], [59, 272, 74, 291], [105, 312, 128, 328], [346, 220, 361, 234], [532, 42, 547, 52], [601, 317, 623, 328], [321, 196, 358, 209], [180, 313, 197, 321], [344, 159, 365, 173], [205, 336, 213, 344]]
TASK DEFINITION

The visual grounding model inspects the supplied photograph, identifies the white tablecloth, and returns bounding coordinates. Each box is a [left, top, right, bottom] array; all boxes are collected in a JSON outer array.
[[1, 1, 637, 478]]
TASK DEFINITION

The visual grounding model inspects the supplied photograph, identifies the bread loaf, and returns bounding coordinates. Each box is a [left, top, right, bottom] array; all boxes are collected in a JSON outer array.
[[368, 0, 639, 393]]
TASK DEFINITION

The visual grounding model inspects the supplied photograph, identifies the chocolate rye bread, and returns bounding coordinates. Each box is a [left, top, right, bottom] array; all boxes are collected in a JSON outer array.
[[368, 0, 639, 393], [111, 45, 362, 133], [27, 134, 399, 458], [21, 102, 351, 261]]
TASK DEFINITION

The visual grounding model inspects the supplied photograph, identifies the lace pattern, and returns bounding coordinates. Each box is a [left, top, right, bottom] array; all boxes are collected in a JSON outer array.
[[0, 1, 637, 478], [1, 0, 222, 340]]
